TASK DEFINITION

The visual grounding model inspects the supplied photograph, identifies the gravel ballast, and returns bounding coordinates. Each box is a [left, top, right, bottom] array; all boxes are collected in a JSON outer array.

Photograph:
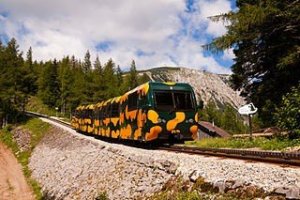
[[29, 118, 300, 199]]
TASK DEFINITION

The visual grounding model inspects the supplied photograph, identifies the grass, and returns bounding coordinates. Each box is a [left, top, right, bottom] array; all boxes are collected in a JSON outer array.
[[25, 95, 71, 122], [150, 177, 252, 200], [25, 96, 56, 116], [95, 191, 109, 200], [150, 177, 205, 200], [186, 137, 300, 151], [0, 118, 50, 200]]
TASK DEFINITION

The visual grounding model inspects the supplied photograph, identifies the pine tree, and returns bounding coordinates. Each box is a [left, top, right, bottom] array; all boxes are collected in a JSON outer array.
[[92, 56, 105, 101], [205, 0, 300, 126], [58, 56, 74, 115], [38, 60, 60, 107], [22, 47, 38, 94], [70, 55, 76, 69], [83, 50, 92, 73], [102, 59, 118, 99], [127, 60, 138, 89], [116, 65, 123, 86], [0, 38, 26, 123], [94, 56, 102, 72]]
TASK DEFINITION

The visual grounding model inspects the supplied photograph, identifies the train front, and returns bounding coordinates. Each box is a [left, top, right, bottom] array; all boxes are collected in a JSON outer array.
[[145, 82, 199, 142]]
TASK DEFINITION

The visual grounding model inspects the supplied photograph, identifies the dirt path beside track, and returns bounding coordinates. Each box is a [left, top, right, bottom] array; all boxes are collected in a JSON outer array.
[[0, 142, 34, 200]]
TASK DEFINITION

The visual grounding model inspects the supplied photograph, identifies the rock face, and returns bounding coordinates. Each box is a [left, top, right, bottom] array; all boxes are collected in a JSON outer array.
[[139, 67, 245, 109]]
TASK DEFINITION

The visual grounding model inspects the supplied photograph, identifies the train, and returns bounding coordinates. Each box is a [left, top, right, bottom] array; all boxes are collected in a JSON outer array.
[[71, 81, 200, 143]]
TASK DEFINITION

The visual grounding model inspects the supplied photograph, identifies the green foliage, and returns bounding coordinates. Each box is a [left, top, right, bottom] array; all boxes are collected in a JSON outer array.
[[83, 50, 92, 73], [102, 59, 119, 99], [25, 96, 57, 116], [275, 84, 300, 138], [95, 191, 109, 200], [38, 60, 60, 107], [186, 137, 300, 151], [0, 118, 50, 199], [22, 47, 38, 95], [92, 56, 105, 101], [138, 72, 150, 85], [199, 102, 248, 134], [206, 0, 300, 126], [58, 57, 75, 114], [0, 38, 31, 124], [126, 60, 139, 90], [0, 38, 146, 122], [151, 177, 203, 200]]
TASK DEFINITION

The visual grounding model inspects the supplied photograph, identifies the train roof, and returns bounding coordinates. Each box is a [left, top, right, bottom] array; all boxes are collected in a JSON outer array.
[[148, 81, 194, 91], [125, 81, 193, 95], [75, 81, 194, 110]]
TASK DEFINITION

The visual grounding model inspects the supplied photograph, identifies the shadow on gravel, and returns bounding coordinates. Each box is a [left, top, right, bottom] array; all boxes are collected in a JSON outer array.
[[79, 131, 181, 150]]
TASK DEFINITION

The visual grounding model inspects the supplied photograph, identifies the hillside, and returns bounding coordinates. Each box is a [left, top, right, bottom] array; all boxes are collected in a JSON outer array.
[[138, 67, 245, 109]]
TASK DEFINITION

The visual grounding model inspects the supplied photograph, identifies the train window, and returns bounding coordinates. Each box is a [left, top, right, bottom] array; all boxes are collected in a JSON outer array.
[[154, 91, 194, 111], [174, 92, 193, 110], [111, 103, 119, 117], [154, 92, 174, 111], [138, 93, 148, 107], [105, 105, 111, 117], [128, 92, 138, 111]]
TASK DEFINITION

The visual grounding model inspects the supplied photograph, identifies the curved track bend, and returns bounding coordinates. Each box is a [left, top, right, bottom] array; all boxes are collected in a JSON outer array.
[[25, 111, 300, 167]]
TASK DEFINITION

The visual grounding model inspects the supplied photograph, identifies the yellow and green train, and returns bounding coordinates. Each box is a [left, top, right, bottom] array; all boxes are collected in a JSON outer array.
[[71, 82, 199, 143]]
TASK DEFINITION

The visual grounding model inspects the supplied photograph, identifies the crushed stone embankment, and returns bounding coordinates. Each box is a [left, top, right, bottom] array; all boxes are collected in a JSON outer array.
[[29, 118, 300, 199]]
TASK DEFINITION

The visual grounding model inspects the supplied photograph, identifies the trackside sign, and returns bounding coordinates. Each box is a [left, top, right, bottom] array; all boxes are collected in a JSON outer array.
[[238, 103, 258, 115]]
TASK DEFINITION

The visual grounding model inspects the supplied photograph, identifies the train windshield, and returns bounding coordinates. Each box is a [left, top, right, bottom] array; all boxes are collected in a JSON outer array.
[[154, 91, 194, 111]]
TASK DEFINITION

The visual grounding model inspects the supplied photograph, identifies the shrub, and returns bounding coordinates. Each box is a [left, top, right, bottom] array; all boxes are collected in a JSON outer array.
[[275, 84, 300, 139]]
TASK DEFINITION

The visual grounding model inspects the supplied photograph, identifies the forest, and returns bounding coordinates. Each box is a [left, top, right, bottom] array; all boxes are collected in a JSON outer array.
[[0, 38, 149, 126], [0, 0, 299, 137]]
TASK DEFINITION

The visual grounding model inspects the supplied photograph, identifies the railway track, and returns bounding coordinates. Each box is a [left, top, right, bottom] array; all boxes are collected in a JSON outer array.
[[158, 145, 300, 166], [25, 111, 72, 128], [25, 111, 300, 167]]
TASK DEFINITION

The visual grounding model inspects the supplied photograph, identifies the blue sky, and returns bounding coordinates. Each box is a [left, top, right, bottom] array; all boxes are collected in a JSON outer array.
[[0, 0, 236, 74]]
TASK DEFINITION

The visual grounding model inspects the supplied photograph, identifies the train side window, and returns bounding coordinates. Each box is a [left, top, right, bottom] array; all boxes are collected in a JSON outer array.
[[138, 93, 148, 107], [99, 108, 104, 120], [105, 104, 112, 117], [128, 92, 138, 111], [111, 103, 119, 117], [89, 109, 93, 119]]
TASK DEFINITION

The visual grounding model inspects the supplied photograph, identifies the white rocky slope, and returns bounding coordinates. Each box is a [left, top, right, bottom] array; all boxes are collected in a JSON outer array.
[[29, 118, 300, 200], [140, 67, 245, 109]]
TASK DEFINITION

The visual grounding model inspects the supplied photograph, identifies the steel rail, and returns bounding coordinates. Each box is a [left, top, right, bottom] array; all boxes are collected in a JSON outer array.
[[25, 111, 300, 166], [158, 145, 300, 166], [24, 111, 72, 128]]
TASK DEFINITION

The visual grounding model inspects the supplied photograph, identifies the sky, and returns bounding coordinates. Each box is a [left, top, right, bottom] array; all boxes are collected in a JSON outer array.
[[0, 0, 236, 74]]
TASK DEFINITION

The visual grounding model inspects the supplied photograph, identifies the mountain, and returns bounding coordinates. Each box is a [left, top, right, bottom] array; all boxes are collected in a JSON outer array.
[[138, 67, 245, 109]]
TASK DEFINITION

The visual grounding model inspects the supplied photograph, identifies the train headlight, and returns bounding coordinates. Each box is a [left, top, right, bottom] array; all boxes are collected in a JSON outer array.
[[157, 118, 162, 123], [186, 119, 194, 123], [158, 118, 166, 123], [189, 119, 194, 123]]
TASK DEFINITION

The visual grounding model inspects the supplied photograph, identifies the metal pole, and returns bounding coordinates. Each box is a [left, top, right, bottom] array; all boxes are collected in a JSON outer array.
[[249, 114, 252, 140]]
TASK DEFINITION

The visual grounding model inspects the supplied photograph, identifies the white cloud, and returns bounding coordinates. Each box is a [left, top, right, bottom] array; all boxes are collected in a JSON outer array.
[[196, 0, 232, 37], [222, 48, 235, 61], [0, 0, 233, 74]]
